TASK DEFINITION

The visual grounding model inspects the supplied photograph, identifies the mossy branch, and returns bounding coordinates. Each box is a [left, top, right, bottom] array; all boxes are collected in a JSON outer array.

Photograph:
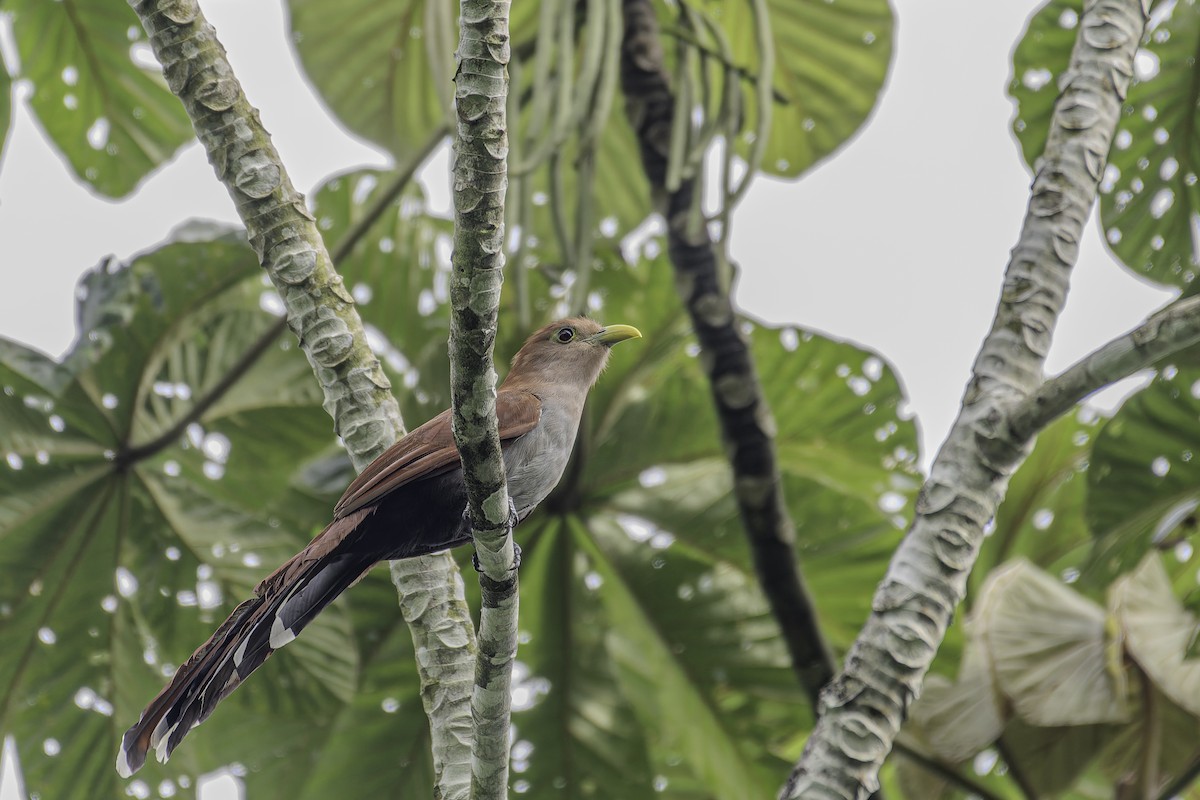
[[130, 2, 475, 795], [445, 0, 518, 798]]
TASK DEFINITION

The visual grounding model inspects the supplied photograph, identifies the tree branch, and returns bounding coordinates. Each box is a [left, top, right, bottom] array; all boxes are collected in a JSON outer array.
[[618, 0, 834, 711], [778, 2, 1148, 797], [116, 129, 446, 470], [1009, 295, 1200, 441], [446, 0, 518, 798], [129, 2, 475, 795]]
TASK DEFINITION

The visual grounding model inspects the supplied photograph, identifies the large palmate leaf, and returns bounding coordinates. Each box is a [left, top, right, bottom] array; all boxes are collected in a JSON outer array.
[[309, 168, 455, 423], [287, 0, 892, 263], [1011, 0, 1200, 291], [0, 228, 357, 800], [1086, 366, 1200, 580], [1110, 552, 1200, 717], [6, 0, 193, 197], [287, 0, 453, 160], [970, 413, 1097, 600], [3, 213, 920, 799], [486, 254, 915, 798], [974, 560, 1128, 727], [713, 0, 894, 177]]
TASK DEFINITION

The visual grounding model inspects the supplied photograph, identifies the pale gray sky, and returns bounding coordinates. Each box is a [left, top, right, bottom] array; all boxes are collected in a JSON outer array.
[[0, 1, 1174, 798]]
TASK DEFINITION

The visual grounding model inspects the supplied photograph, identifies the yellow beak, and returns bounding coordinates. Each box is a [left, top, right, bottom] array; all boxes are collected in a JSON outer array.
[[593, 324, 642, 346]]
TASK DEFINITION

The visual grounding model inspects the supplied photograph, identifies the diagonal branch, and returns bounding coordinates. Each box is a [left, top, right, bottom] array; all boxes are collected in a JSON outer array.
[[618, 0, 834, 711], [129, 1, 475, 795], [1009, 294, 1200, 440], [116, 129, 446, 470], [446, 0, 518, 798], [778, 2, 1149, 798]]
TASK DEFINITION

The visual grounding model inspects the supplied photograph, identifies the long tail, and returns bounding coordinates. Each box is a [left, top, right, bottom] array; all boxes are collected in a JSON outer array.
[[117, 511, 375, 777]]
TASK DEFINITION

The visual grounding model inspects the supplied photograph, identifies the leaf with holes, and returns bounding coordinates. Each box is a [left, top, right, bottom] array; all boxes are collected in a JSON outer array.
[[309, 169, 455, 423], [6, 0, 193, 197], [0, 229, 358, 799], [972, 412, 1097, 598], [1086, 367, 1200, 580], [1011, 0, 1200, 292]]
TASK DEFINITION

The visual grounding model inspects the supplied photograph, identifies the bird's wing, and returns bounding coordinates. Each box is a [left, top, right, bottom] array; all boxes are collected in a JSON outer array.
[[332, 389, 542, 518]]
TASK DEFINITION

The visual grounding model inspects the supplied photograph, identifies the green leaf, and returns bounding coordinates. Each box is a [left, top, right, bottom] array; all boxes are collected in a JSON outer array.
[[999, 718, 1118, 797], [716, 0, 894, 177], [506, 518, 656, 799], [6, 0, 193, 197], [309, 168, 455, 422], [0, 230, 353, 798], [240, 572, 434, 800], [577, 258, 918, 650], [1096, 686, 1200, 789], [287, 0, 453, 159], [1110, 552, 1200, 717], [974, 559, 1129, 726], [580, 516, 800, 799], [1011, 0, 1200, 291], [908, 640, 1005, 763], [1086, 367, 1200, 580], [971, 413, 1097, 600]]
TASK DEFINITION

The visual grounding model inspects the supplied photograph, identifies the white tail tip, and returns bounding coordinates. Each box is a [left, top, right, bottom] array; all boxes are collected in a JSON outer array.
[[115, 748, 134, 779], [269, 614, 296, 649]]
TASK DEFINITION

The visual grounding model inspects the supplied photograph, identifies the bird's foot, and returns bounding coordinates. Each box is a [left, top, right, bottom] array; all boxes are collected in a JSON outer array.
[[507, 496, 520, 530], [471, 543, 521, 573], [469, 494, 521, 574]]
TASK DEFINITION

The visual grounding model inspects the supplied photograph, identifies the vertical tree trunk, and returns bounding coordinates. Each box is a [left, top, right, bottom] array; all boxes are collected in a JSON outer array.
[[446, 0, 518, 798], [618, 0, 834, 706], [780, 2, 1148, 797], [130, 2, 478, 796]]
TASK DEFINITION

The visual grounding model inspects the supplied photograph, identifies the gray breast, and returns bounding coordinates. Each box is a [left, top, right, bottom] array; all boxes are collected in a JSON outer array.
[[503, 402, 581, 519]]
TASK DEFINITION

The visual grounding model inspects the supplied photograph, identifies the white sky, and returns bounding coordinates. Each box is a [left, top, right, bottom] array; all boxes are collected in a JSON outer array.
[[0, 1, 1175, 798]]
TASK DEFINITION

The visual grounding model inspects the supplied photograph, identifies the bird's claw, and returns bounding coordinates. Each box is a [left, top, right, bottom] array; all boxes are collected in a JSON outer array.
[[470, 495, 522, 574], [471, 543, 522, 573]]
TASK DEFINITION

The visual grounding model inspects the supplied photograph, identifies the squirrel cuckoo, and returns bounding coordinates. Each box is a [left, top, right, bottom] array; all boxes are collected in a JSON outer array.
[[116, 317, 641, 777]]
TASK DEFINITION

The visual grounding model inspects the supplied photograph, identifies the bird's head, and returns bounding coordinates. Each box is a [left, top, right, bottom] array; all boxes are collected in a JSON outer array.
[[504, 317, 642, 391]]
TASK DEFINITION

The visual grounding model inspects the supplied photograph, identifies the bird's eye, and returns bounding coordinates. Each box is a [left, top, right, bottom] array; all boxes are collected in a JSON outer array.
[[555, 327, 575, 343]]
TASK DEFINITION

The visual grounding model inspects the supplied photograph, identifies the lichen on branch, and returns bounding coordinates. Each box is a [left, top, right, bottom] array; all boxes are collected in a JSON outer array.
[[130, 1, 476, 795], [780, 2, 1150, 797], [445, 0, 519, 798]]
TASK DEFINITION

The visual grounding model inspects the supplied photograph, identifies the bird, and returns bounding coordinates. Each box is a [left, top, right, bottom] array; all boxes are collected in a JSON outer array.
[[116, 317, 641, 777]]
